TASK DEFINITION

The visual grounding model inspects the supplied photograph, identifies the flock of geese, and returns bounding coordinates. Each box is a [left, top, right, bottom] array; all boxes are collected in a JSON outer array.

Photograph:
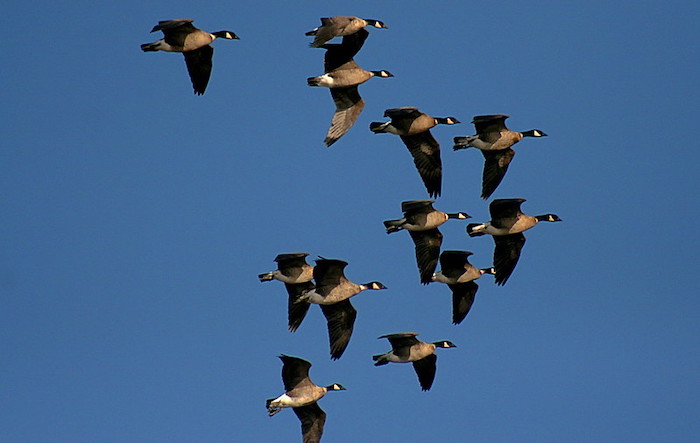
[[143, 16, 562, 443]]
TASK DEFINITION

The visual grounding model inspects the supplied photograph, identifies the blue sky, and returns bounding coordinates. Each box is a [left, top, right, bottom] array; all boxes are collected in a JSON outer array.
[[3, 1, 699, 442]]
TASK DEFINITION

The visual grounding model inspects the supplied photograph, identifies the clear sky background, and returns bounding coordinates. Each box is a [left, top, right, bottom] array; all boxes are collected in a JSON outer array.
[[3, 1, 699, 442]]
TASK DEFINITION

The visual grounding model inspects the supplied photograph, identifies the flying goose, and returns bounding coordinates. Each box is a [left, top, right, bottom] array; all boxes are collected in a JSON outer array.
[[267, 355, 346, 443], [370, 107, 460, 197], [432, 250, 495, 324], [141, 19, 239, 95], [259, 253, 315, 332], [296, 258, 387, 360], [467, 199, 561, 285], [308, 30, 393, 147], [383, 200, 470, 284], [453, 115, 548, 199], [373, 332, 456, 391], [306, 16, 388, 48]]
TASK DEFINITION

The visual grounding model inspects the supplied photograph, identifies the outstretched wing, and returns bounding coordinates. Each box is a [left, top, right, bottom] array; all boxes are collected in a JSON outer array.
[[472, 114, 509, 135], [480, 148, 515, 199], [409, 228, 443, 284], [399, 131, 442, 198], [412, 354, 438, 391], [320, 299, 357, 360], [183, 45, 213, 95], [285, 282, 314, 332], [493, 233, 526, 285], [324, 86, 365, 146], [293, 402, 327, 443], [448, 281, 478, 324]]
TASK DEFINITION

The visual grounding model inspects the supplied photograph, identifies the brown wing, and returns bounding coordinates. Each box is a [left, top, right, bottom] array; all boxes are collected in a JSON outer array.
[[152, 19, 195, 32], [409, 228, 443, 284], [493, 233, 526, 285], [279, 355, 313, 392], [489, 198, 526, 228], [183, 45, 213, 95], [275, 252, 310, 264], [448, 281, 478, 324], [293, 403, 326, 443], [412, 353, 438, 391], [481, 148, 516, 200], [379, 332, 420, 352], [285, 282, 314, 332], [385, 107, 422, 119], [401, 199, 435, 215], [322, 29, 368, 72], [324, 86, 365, 147], [439, 251, 473, 279], [320, 300, 357, 360], [472, 114, 509, 134], [399, 131, 442, 198], [313, 259, 349, 297], [310, 16, 355, 47]]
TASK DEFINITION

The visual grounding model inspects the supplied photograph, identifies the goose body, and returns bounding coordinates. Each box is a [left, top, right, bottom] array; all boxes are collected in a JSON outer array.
[[383, 200, 469, 233], [467, 199, 561, 285], [259, 253, 314, 332], [259, 253, 314, 284], [373, 332, 456, 391], [432, 251, 495, 324], [296, 258, 387, 360], [306, 16, 388, 48], [308, 35, 393, 146], [267, 355, 345, 443], [298, 258, 386, 305], [141, 19, 238, 95], [384, 200, 469, 284], [370, 107, 460, 198], [453, 115, 547, 199]]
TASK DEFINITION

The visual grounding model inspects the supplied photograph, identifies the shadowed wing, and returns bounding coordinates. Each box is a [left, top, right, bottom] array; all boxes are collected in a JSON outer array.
[[322, 29, 369, 72], [183, 45, 213, 95], [481, 148, 515, 199], [381, 332, 420, 359], [409, 228, 443, 284], [412, 353, 438, 391], [493, 233, 526, 285], [313, 259, 349, 297], [438, 250, 472, 279], [279, 355, 312, 392], [448, 281, 478, 324], [399, 131, 442, 198], [472, 114, 509, 134], [154, 19, 197, 48], [489, 198, 525, 229], [320, 299, 357, 360], [293, 402, 327, 443], [285, 281, 314, 332]]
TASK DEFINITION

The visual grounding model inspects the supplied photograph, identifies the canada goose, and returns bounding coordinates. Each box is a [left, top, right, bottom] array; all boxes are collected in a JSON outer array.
[[373, 332, 456, 391], [141, 19, 239, 95], [432, 251, 495, 324], [297, 258, 387, 360], [383, 200, 470, 284], [267, 355, 346, 443], [467, 199, 561, 285], [370, 107, 460, 198], [259, 253, 314, 284], [259, 253, 315, 332], [308, 31, 393, 147], [306, 16, 388, 48], [453, 115, 548, 199]]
